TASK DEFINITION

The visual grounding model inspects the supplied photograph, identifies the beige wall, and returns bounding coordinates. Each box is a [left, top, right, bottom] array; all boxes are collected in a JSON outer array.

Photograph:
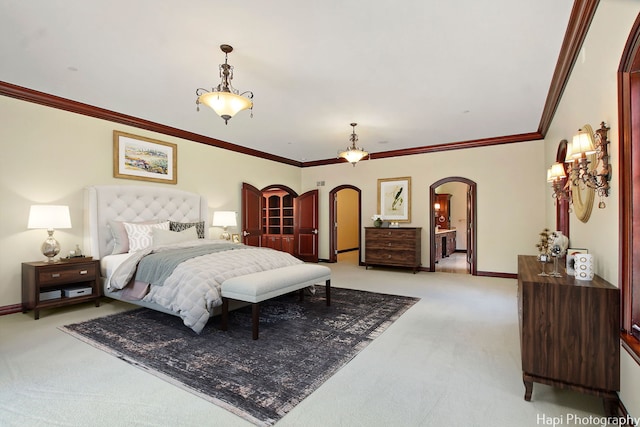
[[302, 140, 546, 274], [542, 0, 640, 418], [0, 96, 301, 307]]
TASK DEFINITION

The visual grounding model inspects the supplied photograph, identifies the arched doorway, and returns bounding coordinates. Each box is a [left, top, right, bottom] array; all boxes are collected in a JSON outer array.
[[429, 177, 477, 275], [328, 185, 362, 264]]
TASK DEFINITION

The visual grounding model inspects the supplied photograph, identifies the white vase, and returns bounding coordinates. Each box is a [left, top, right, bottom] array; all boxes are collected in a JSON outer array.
[[553, 231, 569, 256], [574, 254, 594, 281]]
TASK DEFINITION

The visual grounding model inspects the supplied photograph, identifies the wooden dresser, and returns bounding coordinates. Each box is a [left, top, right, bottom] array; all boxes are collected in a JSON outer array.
[[517, 255, 620, 415], [364, 227, 421, 273]]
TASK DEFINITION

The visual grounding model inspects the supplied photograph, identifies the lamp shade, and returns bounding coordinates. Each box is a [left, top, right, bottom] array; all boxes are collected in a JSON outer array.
[[339, 148, 368, 165], [27, 205, 71, 229], [572, 131, 596, 156], [548, 162, 567, 181], [212, 211, 237, 227], [198, 92, 253, 120]]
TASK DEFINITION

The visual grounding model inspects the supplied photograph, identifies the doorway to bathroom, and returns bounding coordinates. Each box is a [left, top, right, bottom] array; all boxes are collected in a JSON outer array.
[[429, 177, 477, 275], [328, 185, 362, 265]]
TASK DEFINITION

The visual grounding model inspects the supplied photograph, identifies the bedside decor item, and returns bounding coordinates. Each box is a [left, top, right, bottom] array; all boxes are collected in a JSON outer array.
[[337, 122, 369, 166], [565, 248, 588, 276], [371, 214, 382, 228], [113, 131, 177, 184], [574, 253, 595, 281], [212, 211, 237, 240], [27, 205, 72, 262], [535, 228, 557, 276], [195, 44, 254, 125], [378, 177, 411, 222]]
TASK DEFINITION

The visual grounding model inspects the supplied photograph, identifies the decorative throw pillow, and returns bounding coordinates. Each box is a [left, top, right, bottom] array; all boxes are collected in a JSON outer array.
[[170, 220, 205, 239], [108, 219, 160, 254], [152, 226, 198, 247], [124, 221, 170, 252]]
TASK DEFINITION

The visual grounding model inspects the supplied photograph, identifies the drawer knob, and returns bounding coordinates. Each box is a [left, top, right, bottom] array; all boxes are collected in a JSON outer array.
[[51, 273, 60, 278], [387, 255, 392, 259], [387, 243, 392, 247], [79, 270, 88, 275]]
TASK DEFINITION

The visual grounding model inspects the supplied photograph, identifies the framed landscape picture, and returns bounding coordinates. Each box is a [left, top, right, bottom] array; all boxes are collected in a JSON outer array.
[[113, 131, 177, 184], [377, 177, 411, 222]]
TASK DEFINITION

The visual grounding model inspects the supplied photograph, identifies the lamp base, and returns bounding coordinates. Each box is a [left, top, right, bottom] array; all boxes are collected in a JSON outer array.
[[220, 231, 231, 240], [41, 231, 60, 262]]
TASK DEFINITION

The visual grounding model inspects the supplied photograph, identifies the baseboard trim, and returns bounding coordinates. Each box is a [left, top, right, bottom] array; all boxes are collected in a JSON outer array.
[[336, 248, 358, 254], [476, 271, 517, 279], [0, 303, 23, 316]]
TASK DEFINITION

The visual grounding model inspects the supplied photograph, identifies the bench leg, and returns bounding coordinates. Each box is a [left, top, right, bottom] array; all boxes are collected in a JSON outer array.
[[299, 288, 304, 301], [326, 279, 331, 306], [252, 303, 260, 340], [220, 297, 229, 331]]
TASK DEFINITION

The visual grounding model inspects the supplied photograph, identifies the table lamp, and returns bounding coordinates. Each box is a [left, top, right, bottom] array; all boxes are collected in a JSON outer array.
[[212, 211, 237, 240], [27, 205, 72, 262]]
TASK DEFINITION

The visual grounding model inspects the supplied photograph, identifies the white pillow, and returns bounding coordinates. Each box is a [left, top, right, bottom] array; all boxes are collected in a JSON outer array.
[[124, 221, 170, 252], [108, 219, 160, 254], [152, 226, 198, 248]]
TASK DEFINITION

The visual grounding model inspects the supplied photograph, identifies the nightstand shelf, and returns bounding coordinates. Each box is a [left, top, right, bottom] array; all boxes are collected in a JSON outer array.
[[22, 259, 101, 319]]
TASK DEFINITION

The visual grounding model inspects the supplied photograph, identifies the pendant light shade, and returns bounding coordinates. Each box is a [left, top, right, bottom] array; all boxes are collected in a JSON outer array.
[[338, 123, 369, 166], [196, 44, 254, 125]]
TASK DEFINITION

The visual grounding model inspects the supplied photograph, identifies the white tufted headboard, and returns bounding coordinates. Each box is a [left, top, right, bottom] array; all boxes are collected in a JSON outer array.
[[84, 185, 208, 259]]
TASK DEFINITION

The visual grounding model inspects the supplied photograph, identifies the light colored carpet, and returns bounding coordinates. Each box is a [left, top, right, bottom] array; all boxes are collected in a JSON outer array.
[[0, 255, 607, 426]]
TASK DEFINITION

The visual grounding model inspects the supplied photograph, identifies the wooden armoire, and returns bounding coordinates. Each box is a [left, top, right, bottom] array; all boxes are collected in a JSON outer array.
[[241, 183, 319, 262]]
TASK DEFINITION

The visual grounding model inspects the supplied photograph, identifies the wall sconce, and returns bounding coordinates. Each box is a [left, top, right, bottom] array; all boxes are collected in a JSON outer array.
[[27, 205, 72, 262], [547, 161, 571, 204], [212, 211, 237, 240], [564, 122, 611, 208]]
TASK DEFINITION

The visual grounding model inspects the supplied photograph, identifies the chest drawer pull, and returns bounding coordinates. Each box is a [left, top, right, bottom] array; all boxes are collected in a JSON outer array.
[[79, 270, 88, 275], [51, 273, 60, 278]]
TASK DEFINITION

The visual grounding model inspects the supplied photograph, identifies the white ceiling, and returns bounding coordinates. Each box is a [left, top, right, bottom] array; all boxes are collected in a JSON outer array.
[[0, 0, 574, 163]]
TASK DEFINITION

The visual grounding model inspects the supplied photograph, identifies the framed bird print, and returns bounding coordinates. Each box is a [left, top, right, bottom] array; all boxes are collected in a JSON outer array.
[[377, 177, 411, 222]]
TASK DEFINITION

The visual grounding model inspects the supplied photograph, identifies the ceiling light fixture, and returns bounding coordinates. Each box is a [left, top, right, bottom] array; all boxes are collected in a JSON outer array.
[[338, 123, 369, 166], [196, 44, 253, 125]]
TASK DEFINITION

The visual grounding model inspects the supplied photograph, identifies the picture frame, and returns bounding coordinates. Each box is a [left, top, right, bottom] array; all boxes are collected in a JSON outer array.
[[113, 130, 177, 184], [566, 248, 588, 276], [232, 234, 240, 243], [377, 177, 411, 222]]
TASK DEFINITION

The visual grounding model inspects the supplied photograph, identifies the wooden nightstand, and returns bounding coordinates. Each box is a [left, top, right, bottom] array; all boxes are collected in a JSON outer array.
[[22, 258, 101, 319]]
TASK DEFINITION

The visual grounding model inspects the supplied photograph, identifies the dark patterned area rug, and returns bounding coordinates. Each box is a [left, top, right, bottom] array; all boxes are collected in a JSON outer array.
[[60, 287, 419, 426]]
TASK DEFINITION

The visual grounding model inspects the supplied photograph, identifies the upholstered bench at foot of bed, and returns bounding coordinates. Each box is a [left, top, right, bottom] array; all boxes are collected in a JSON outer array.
[[220, 264, 331, 339]]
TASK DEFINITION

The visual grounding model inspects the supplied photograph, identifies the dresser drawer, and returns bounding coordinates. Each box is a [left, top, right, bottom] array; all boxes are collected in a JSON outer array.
[[365, 237, 416, 250], [38, 264, 97, 285], [365, 249, 417, 265], [366, 228, 417, 240]]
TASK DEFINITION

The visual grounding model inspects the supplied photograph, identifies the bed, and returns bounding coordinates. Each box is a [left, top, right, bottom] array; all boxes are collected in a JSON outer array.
[[84, 184, 306, 333]]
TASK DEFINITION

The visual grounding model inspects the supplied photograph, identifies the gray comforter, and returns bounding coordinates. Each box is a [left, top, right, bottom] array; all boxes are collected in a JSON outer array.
[[108, 240, 303, 333]]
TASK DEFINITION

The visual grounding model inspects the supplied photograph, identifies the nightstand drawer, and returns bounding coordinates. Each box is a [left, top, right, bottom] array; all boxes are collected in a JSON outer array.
[[38, 264, 97, 285]]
